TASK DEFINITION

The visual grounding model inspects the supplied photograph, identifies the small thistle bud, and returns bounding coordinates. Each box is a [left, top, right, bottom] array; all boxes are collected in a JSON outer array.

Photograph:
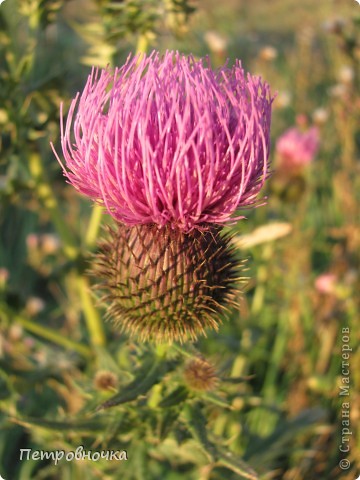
[[25, 297, 46, 316], [93, 370, 118, 391], [8, 324, 23, 342], [41, 233, 61, 255], [183, 357, 218, 391], [259, 46, 278, 62], [312, 108, 329, 126], [26, 233, 39, 251], [93, 224, 240, 343], [204, 31, 228, 54]]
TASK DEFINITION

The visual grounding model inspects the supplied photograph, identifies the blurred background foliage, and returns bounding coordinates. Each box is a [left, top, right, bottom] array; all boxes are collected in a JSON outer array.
[[0, 0, 360, 479]]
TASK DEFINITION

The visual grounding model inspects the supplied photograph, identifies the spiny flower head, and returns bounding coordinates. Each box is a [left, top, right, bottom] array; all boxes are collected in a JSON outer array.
[[54, 50, 273, 232], [183, 357, 218, 391], [275, 126, 320, 170], [93, 370, 118, 391], [93, 224, 241, 343]]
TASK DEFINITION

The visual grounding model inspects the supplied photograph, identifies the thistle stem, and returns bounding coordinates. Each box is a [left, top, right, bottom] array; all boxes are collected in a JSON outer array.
[[172, 343, 198, 359], [77, 275, 106, 347], [85, 204, 103, 248], [155, 344, 170, 359], [82, 205, 107, 346], [136, 34, 149, 55]]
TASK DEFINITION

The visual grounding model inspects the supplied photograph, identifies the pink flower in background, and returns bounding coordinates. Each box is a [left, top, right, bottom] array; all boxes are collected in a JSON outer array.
[[53, 50, 273, 232], [276, 126, 320, 170], [315, 273, 337, 295]]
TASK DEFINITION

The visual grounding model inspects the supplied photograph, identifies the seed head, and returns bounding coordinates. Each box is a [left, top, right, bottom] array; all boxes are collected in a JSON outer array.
[[53, 50, 273, 232]]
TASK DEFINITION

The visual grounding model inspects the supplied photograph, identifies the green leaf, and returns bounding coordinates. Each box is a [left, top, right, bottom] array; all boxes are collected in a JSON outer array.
[[11, 416, 109, 433], [159, 386, 189, 408], [182, 404, 258, 479], [220, 375, 255, 384], [158, 409, 180, 440], [201, 392, 233, 409], [244, 407, 326, 466], [182, 403, 216, 461], [216, 447, 259, 480], [96, 359, 171, 410]]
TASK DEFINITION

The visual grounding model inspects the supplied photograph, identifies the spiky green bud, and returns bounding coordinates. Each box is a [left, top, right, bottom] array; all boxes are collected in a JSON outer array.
[[93, 224, 241, 343], [184, 357, 218, 391]]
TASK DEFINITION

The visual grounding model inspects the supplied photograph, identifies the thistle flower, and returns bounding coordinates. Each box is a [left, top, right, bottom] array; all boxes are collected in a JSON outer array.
[[25, 297, 46, 317], [53, 50, 273, 232], [53, 51, 273, 342], [275, 126, 320, 170]]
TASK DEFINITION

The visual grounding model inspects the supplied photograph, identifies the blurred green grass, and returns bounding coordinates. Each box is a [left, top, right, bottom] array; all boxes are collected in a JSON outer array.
[[0, 0, 359, 479]]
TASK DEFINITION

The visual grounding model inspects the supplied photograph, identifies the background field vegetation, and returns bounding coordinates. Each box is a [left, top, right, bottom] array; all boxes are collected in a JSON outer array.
[[0, 0, 359, 479]]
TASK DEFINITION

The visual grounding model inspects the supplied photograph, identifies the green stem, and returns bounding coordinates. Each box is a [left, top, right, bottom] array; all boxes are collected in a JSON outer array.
[[155, 343, 170, 359], [1, 305, 91, 358], [82, 204, 106, 347], [136, 34, 149, 55], [85, 204, 103, 248], [77, 276, 106, 347], [251, 244, 273, 315], [82, 205, 107, 346], [172, 343, 199, 359]]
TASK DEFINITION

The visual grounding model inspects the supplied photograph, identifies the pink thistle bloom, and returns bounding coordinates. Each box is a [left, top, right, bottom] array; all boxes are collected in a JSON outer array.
[[275, 126, 320, 170], [53, 51, 273, 231], [315, 273, 337, 295]]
